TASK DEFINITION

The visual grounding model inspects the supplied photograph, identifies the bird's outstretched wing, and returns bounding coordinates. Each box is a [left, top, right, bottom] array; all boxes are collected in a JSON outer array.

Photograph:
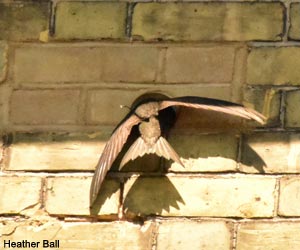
[[159, 96, 266, 124], [90, 114, 141, 207]]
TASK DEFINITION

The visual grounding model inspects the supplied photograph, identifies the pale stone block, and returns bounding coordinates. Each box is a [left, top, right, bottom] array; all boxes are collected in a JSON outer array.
[[165, 47, 235, 83], [5, 132, 108, 171], [0, 176, 41, 214], [279, 177, 300, 216], [55, 2, 127, 39], [240, 133, 300, 173], [45, 177, 120, 216], [247, 47, 300, 85], [0, 3, 49, 41], [132, 2, 283, 41], [124, 175, 276, 217], [10, 90, 80, 125], [157, 220, 233, 250], [237, 221, 300, 250], [0, 220, 154, 250], [167, 133, 238, 172]]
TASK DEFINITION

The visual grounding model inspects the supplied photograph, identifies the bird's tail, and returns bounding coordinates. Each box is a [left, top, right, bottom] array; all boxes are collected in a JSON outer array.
[[119, 137, 184, 169]]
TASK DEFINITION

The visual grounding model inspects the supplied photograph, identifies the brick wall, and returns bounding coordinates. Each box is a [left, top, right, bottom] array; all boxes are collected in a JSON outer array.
[[1, 1, 300, 249]]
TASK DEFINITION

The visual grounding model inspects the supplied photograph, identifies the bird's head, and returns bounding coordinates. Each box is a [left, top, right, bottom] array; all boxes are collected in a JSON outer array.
[[134, 101, 160, 119]]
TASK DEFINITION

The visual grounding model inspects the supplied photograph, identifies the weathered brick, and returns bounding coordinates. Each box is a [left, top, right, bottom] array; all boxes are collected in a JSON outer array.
[[165, 47, 235, 83], [0, 176, 41, 214], [87, 85, 232, 125], [157, 220, 233, 250], [279, 177, 300, 216], [14, 45, 158, 83], [132, 2, 283, 41], [286, 90, 300, 127], [10, 89, 80, 125], [166, 133, 238, 172], [4, 131, 160, 173], [14, 46, 102, 83], [124, 175, 276, 217], [55, 2, 127, 40], [0, 3, 49, 41], [101, 46, 158, 82], [0, 42, 7, 82], [87, 88, 144, 125], [237, 221, 300, 250], [5, 132, 107, 171], [247, 47, 300, 85], [0, 84, 10, 130], [289, 3, 300, 40], [45, 177, 120, 216], [1, 220, 154, 250], [240, 133, 300, 173], [243, 87, 281, 127]]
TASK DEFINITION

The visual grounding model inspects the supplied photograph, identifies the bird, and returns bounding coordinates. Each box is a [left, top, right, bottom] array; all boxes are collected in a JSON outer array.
[[90, 95, 266, 206]]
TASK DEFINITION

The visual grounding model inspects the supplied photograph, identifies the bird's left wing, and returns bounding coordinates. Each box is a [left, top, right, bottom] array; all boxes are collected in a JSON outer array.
[[90, 114, 141, 207], [159, 96, 266, 124]]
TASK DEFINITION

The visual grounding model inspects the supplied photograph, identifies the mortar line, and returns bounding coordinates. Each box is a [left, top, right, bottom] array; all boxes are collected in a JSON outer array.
[[125, 3, 136, 39], [49, 0, 57, 36], [282, 0, 291, 42], [279, 90, 287, 129], [274, 177, 281, 217], [232, 221, 238, 250]]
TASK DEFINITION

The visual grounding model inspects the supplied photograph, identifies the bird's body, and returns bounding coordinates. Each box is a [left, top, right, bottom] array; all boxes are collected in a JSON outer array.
[[89, 96, 266, 206], [139, 116, 161, 146]]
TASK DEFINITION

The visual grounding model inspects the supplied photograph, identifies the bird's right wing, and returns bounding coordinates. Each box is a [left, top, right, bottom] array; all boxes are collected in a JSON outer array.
[[90, 114, 141, 207], [159, 96, 266, 124]]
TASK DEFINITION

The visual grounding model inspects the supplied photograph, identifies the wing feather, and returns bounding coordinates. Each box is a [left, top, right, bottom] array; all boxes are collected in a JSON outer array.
[[159, 96, 265, 124], [90, 114, 141, 206]]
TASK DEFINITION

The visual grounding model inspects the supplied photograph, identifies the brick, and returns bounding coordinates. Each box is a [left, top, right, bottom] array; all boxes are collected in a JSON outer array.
[[10, 89, 80, 125], [289, 3, 300, 40], [55, 2, 126, 40], [240, 133, 300, 173], [14, 45, 158, 83], [166, 133, 238, 172], [243, 87, 281, 127], [157, 220, 233, 250], [0, 84, 11, 130], [286, 90, 300, 127], [165, 47, 235, 83], [101, 46, 159, 83], [0, 3, 49, 41], [123, 175, 276, 217], [45, 177, 120, 216], [0, 220, 154, 250], [4, 131, 161, 173], [132, 3, 283, 41], [0, 42, 7, 82], [279, 177, 300, 216], [247, 47, 300, 85], [14, 46, 103, 83], [237, 221, 300, 250], [0, 176, 41, 214], [87, 85, 232, 125], [87, 89, 145, 125], [5, 132, 108, 171]]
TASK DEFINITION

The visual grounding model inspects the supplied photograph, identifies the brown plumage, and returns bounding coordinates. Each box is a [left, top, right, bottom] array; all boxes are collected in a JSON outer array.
[[90, 96, 265, 207]]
